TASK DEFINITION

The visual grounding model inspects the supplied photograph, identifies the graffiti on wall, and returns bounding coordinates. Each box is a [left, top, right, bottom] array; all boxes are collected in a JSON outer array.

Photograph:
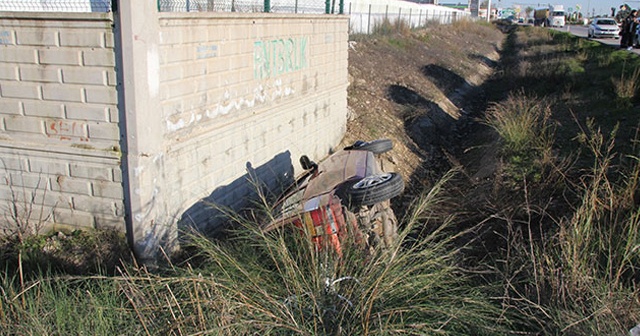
[[47, 120, 88, 141], [164, 36, 310, 133], [197, 45, 218, 59], [254, 37, 308, 79], [166, 78, 296, 132], [0, 31, 10, 45]]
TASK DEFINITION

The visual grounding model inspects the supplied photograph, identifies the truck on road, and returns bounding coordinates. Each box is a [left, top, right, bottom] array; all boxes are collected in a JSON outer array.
[[534, 5, 565, 28]]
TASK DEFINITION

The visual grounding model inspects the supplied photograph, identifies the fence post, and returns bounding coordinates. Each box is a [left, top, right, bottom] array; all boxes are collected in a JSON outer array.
[[114, 0, 167, 264], [325, 0, 330, 14], [264, 0, 270, 12], [339, 0, 344, 14], [367, 4, 371, 34], [348, 2, 352, 33], [409, 8, 412, 28]]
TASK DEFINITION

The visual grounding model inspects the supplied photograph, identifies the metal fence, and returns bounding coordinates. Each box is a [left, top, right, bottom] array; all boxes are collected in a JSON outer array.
[[0, 0, 467, 31], [347, 3, 466, 34], [157, 0, 335, 13], [0, 0, 111, 12], [0, 0, 333, 13]]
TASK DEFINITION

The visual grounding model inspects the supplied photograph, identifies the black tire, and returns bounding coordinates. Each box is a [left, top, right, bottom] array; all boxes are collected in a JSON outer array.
[[338, 172, 404, 207], [346, 139, 393, 154]]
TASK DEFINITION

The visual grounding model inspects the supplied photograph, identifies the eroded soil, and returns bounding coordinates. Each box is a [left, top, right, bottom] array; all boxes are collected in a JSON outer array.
[[343, 22, 505, 206]]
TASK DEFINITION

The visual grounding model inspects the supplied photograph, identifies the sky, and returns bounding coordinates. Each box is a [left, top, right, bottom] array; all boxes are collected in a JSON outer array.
[[490, 0, 638, 17]]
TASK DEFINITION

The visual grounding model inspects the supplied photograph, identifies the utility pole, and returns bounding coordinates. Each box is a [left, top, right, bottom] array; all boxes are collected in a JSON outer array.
[[487, 0, 491, 22]]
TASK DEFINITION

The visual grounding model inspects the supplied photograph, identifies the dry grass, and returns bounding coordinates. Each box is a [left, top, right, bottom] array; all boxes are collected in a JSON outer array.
[[471, 24, 640, 335], [3, 21, 640, 336], [612, 63, 640, 106]]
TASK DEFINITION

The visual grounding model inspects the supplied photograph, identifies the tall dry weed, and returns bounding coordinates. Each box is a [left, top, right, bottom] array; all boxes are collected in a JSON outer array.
[[499, 121, 640, 334], [371, 17, 411, 36], [484, 91, 555, 169], [1, 173, 52, 240], [612, 63, 640, 106], [476, 90, 567, 255]]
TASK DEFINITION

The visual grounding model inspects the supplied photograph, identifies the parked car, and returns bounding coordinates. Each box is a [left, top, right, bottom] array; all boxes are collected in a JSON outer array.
[[587, 18, 620, 39], [262, 139, 404, 255]]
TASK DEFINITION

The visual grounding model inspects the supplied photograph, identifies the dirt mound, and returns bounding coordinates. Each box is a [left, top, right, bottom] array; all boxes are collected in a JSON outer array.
[[344, 22, 504, 194]]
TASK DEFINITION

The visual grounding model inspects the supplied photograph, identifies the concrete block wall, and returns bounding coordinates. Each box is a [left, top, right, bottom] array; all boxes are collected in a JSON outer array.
[[0, 13, 123, 234], [157, 13, 349, 233], [0, 8, 349, 261]]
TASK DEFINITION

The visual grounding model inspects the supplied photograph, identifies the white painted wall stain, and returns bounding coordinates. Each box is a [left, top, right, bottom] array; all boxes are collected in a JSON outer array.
[[148, 48, 160, 98], [166, 79, 296, 132], [134, 182, 159, 223]]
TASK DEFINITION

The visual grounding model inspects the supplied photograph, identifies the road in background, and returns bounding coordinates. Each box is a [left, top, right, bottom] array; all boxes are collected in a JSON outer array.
[[553, 25, 640, 54]]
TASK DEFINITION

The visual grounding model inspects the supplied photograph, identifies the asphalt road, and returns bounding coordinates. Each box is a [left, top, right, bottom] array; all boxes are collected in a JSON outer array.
[[552, 24, 640, 54]]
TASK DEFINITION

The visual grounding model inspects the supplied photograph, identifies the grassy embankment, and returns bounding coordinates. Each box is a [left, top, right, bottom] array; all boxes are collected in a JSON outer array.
[[471, 25, 640, 334], [0, 21, 639, 335]]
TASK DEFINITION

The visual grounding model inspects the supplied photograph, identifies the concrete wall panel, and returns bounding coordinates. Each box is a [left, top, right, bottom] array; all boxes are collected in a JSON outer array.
[[0, 11, 349, 262], [0, 13, 122, 235]]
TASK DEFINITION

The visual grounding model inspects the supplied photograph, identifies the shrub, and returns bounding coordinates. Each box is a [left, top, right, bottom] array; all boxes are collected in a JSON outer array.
[[483, 91, 556, 182], [174, 171, 508, 335], [611, 63, 640, 107]]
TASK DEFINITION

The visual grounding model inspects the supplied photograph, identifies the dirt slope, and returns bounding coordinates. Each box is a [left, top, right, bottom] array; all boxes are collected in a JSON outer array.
[[343, 22, 505, 196]]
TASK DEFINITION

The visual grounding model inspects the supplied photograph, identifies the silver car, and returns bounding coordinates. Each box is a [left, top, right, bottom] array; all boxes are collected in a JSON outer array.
[[587, 18, 620, 39]]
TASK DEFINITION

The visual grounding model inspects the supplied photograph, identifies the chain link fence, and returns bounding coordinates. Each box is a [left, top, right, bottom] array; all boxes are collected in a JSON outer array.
[[157, 0, 333, 13], [0, 0, 332, 13], [0, 0, 467, 31], [0, 0, 111, 12], [347, 3, 466, 34]]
